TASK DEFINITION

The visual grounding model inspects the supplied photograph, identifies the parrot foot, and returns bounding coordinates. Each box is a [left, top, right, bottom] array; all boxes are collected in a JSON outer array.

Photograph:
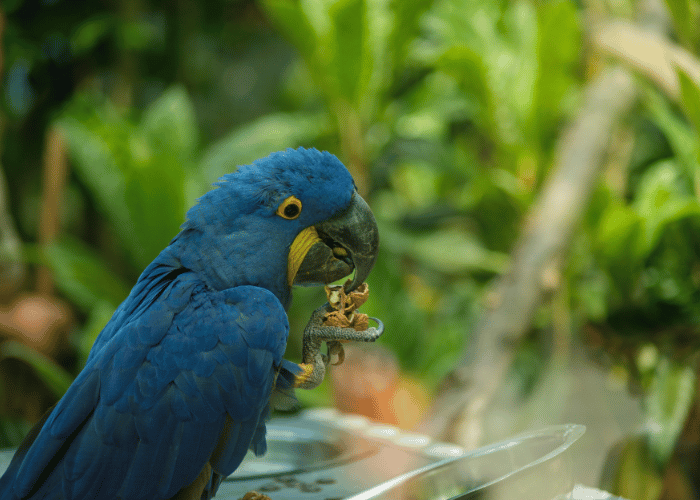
[[294, 302, 384, 390], [327, 340, 345, 365]]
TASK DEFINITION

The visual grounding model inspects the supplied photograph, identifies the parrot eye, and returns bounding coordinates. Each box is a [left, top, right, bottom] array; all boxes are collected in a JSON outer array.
[[277, 196, 302, 220]]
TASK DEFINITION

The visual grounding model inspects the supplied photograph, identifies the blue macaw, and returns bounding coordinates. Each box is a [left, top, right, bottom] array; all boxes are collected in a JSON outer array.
[[0, 148, 381, 500]]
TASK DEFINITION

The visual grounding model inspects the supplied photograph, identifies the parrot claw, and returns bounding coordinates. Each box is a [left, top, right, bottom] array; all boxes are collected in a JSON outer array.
[[294, 303, 384, 389], [328, 341, 345, 366], [365, 317, 384, 340]]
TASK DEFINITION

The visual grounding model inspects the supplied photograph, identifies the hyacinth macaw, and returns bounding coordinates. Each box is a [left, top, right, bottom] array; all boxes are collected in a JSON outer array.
[[0, 147, 381, 500]]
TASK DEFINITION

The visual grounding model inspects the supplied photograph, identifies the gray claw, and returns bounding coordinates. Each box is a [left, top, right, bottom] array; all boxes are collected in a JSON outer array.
[[367, 317, 384, 340], [296, 305, 385, 390]]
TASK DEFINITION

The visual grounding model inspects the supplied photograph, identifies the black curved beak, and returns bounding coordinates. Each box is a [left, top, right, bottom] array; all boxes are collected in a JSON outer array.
[[292, 192, 379, 292]]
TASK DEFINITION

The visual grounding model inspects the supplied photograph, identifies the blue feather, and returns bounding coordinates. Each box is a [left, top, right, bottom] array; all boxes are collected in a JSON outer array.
[[0, 147, 358, 499]]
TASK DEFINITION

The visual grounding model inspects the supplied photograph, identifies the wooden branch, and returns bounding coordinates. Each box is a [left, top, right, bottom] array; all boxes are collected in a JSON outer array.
[[419, 67, 638, 445], [35, 127, 69, 295], [592, 19, 700, 101]]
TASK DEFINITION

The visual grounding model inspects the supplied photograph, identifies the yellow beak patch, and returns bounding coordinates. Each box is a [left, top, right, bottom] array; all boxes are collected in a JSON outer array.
[[287, 226, 322, 286]]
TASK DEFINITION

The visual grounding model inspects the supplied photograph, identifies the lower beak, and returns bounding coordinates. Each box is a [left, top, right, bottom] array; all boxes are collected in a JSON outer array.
[[288, 192, 379, 292]]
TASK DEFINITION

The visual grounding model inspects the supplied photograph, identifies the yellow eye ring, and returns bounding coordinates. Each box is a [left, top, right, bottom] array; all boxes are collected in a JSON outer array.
[[276, 196, 302, 219]]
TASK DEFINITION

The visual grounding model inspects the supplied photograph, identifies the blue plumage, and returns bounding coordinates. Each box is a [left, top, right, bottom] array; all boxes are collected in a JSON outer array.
[[0, 148, 364, 500]]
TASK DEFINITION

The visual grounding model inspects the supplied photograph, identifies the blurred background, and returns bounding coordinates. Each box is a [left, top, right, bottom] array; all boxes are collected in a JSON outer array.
[[1, 0, 700, 498]]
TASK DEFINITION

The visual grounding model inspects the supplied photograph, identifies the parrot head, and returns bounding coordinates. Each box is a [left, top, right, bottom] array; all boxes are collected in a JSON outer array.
[[175, 147, 379, 307]]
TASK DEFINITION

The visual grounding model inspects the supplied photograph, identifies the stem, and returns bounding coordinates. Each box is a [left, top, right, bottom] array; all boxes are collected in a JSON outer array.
[[35, 127, 69, 295], [335, 100, 369, 196]]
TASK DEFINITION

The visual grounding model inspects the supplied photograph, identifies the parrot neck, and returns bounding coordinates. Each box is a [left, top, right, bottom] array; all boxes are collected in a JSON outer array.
[[162, 230, 293, 310]]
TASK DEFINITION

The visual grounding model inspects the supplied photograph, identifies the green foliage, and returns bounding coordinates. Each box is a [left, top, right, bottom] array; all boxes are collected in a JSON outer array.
[[70, 14, 163, 55], [677, 69, 700, 133], [663, 0, 700, 49], [261, 0, 434, 150], [43, 0, 583, 393], [0, 419, 30, 450], [577, 158, 700, 331], [603, 437, 664, 500], [41, 238, 131, 312], [381, 224, 509, 275], [0, 341, 72, 399], [57, 91, 192, 269], [645, 356, 696, 467], [5, 0, 700, 494], [198, 112, 329, 185], [141, 86, 199, 166], [418, 0, 580, 167]]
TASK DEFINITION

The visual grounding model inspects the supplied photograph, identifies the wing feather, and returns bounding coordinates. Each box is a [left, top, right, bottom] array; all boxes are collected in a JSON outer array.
[[0, 273, 289, 500]]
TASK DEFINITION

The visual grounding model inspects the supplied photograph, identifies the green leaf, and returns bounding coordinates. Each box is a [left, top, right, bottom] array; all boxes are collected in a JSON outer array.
[[123, 162, 186, 267], [602, 437, 663, 500], [56, 97, 131, 234], [664, 0, 695, 47], [390, 161, 442, 207], [2, 0, 25, 14], [330, 0, 364, 103], [0, 418, 31, 448], [39, 237, 131, 311], [384, 226, 509, 274], [595, 202, 645, 297], [677, 68, 700, 133], [502, 0, 538, 131], [575, 268, 610, 321], [140, 85, 198, 164], [70, 15, 113, 55], [198, 112, 329, 182], [645, 88, 698, 177], [436, 45, 490, 126], [389, 0, 434, 67], [644, 198, 700, 255], [645, 356, 696, 467], [58, 93, 188, 269], [633, 160, 700, 254], [357, 0, 394, 116], [596, 203, 643, 261], [117, 20, 159, 51], [260, 0, 318, 62], [534, 0, 581, 143], [0, 341, 72, 399]]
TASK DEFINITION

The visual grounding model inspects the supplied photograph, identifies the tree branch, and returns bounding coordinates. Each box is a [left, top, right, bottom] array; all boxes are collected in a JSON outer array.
[[35, 127, 69, 296], [419, 67, 638, 445], [592, 19, 700, 101]]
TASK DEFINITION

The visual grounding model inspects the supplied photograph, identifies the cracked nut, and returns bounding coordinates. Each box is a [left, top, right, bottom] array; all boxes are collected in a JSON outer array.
[[323, 281, 370, 331]]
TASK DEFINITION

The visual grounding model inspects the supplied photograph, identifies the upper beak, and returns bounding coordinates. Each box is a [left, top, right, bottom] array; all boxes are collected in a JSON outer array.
[[288, 191, 379, 292]]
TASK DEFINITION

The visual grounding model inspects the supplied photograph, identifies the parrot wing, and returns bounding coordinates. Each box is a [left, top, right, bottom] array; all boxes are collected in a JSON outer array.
[[0, 273, 289, 500]]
